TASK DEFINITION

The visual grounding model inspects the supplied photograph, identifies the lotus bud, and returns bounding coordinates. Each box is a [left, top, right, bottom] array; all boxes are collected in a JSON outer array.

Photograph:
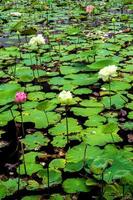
[[15, 92, 27, 103], [98, 65, 118, 81], [58, 90, 73, 105]]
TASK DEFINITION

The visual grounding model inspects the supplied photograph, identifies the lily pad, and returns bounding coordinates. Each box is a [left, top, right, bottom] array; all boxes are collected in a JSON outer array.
[[21, 132, 49, 150], [63, 178, 89, 193]]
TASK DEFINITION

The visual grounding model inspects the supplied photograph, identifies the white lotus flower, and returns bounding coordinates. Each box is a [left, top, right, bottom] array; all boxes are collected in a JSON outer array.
[[58, 90, 73, 105], [10, 12, 21, 17], [98, 65, 118, 81], [29, 34, 45, 46]]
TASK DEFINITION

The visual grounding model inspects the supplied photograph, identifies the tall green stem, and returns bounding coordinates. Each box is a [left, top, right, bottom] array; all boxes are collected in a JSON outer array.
[[21, 142, 27, 175], [17, 164, 20, 191], [18, 104, 27, 175], [65, 106, 69, 144], [113, 23, 116, 43], [46, 10, 49, 24], [47, 165, 50, 196], [19, 105, 25, 138], [108, 77, 112, 109], [44, 110, 49, 126]]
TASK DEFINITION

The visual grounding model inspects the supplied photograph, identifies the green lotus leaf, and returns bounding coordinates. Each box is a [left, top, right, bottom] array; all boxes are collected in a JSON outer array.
[[26, 85, 42, 92], [121, 122, 133, 130], [64, 161, 83, 172], [28, 92, 46, 101], [128, 111, 133, 119], [21, 131, 49, 150], [82, 123, 121, 146], [49, 159, 66, 169], [0, 179, 26, 199], [16, 109, 60, 128], [37, 169, 62, 187], [87, 59, 117, 71], [22, 101, 39, 110], [103, 184, 123, 200], [49, 118, 82, 136], [26, 180, 41, 191], [89, 145, 133, 184], [50, 194, 64, 200], [36, 100, 56, 111], [103, 80, 131, 91], [80, 99, 103, 108], [66, 143, 102, 164], [0, 110, 19, 126], [84, 115, 106, 127], [102, 94, 128, 109], [65, 26, 80, 35], [73, 88, 92, 95], [71, 107, 103, 117], [65, 73, 98, 86], [126, 102, 133, 110], [14, 67, 34, 82], [22, 196, 41, 200], [51, 135, 67, 147], [18, 152, 44, 175], [0, 46, 20, 58], [60, 65, 80, 75], [63, 178, 89, 193], [0, 82, 21, 106]]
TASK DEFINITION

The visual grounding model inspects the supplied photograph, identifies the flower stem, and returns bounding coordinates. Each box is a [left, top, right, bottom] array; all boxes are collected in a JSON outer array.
[[19, 105, 25, 138], [10, 108, 15, 120], [47, 165, 50, 196], [46, 10, 49, 24], [19, 104, 27, 175], [113, 23, 116, 43], [10, 108, 22, 189], [13, 61, 17, 78], [108, 77, 112, 109], [21, 142, 27, 175], [17, 33, 21, 47], [17, 163, 20, 191], [65, 106, 69, 144], [44, 110, 49, 126], [29, 53, 33, 65]]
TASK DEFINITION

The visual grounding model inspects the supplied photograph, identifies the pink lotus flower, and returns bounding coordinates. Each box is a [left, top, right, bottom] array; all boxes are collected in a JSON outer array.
[[86, 5, 95, 14], [15, 92, 27, 103]]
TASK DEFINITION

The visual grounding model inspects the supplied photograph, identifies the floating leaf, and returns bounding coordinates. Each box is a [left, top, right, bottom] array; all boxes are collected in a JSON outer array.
[[0, 82, 21, 106], [102, 94, 128, 109], [21, 196, 41, 200], [0, 179, 26, 199], [37, 169, 62, 187], [49, 159, 66, 169], [63, 178, 89, 193], [87, 59, 117, 71], [16, 109, 60, 128], [51, 135, 67, 147], [36, 100, 56, 111], [72, 107, 103, 117], [49, 118, 82, 136], [50, 194, 64, 200], [82, 123, 121, 146], [21, 132, 49, 150], [18, 152, 44, 175]]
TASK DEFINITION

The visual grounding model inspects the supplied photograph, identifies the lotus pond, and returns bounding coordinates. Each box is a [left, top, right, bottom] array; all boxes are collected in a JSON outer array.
[[0, 0, 133, 199]]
